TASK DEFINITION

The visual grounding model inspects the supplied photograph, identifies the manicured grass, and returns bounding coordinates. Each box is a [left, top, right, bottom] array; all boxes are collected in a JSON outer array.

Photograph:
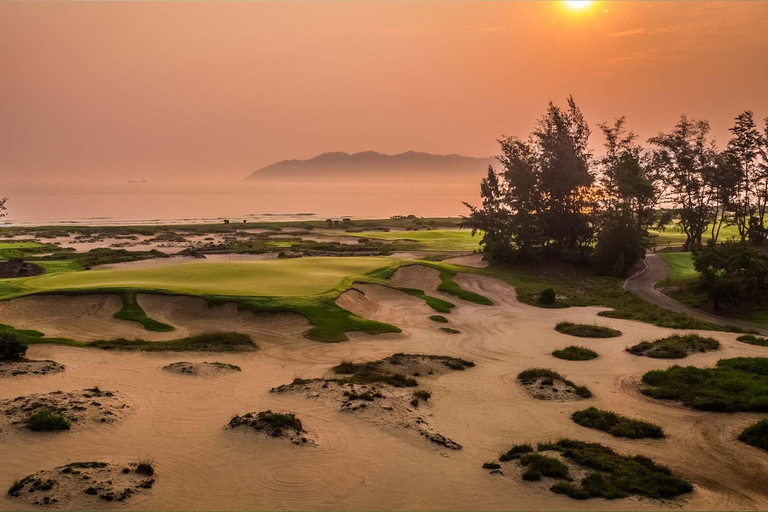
[[14, 257, 395, 298], [0, 241, 51, 259], [316, 229, 481, 252], [517, 368, 592, 398], [112, 291, 175, 332], [555, 322, 621, 338], [642, 357, 768, 412], [552, 346, 598, 361], [658, 252, 697, 284], [540, 439, 692, 500], [397, 287, 455, 313], [0, 323, 76, 347], [26, 408, 71, 431], [627, 334, 720, 359], [571, 407, 664, 439], [738, 334, 768, 347], [429, 315, 449, 323], [89, 332, 257, 352], [739, 418, 768, 452]]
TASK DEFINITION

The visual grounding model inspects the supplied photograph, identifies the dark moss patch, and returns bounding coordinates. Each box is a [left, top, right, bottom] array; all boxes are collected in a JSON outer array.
[[555, 322, 621, 338], [571, 407, 664, 439], [552, 346, 598, 361], [627, 334, 720, 359], [641, 357, 768, 412], [440, 327, 460, 334]]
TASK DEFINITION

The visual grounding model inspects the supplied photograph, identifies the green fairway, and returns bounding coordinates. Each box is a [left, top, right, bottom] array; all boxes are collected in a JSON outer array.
[[317, 229, 481, 251], [650, 223, 743, 247], [659, 252, 697, 283], [0, 241, 49, 259], [14, 256, 395, 298]]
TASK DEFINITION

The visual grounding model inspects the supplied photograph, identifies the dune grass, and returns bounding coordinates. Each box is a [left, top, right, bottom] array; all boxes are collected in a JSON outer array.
[[552, 346, 598, 361], [739, 418, 768, 451], [429, 315, 449, 323], [571, 407, 664, 439], [627, 334, 720, 359], [540, 439, 692, 500], [642, 357, 768, 412], [738, 334, 768, 347], [89, 332, 257, 352], [555, 322, 621, 338]]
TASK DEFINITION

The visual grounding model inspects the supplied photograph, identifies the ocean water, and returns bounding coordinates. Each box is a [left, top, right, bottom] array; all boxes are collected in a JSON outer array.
[[1, 182, 478, 226]]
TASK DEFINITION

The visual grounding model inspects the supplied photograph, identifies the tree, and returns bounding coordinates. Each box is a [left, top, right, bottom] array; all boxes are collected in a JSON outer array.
[[727, 111, 764, 243], [693, 241, 768, 311], [649, 116, 716, 251]]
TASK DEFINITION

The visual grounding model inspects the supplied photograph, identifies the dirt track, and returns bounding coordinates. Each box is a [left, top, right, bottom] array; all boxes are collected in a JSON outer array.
[[625, 253, 768, 335], [2, 267, 768, 510]]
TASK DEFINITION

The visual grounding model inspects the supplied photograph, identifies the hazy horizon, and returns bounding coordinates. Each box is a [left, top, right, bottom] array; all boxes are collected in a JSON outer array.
[[2, 1, 768, 188]]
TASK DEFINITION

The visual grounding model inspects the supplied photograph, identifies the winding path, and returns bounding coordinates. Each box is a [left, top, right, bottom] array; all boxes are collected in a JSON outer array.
[[625, 252, 768, 334]]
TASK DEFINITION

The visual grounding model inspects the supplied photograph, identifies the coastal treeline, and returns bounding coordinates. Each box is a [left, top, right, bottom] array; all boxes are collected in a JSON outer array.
[[464, 96, 768, 276]]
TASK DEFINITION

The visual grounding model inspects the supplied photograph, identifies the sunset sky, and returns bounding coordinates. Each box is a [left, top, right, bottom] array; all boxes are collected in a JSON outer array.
[[2, 1, 767, 185]]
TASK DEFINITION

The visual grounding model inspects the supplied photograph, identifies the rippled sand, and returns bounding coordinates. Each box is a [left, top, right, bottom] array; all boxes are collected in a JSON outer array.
[[3, 269, 768, 510]]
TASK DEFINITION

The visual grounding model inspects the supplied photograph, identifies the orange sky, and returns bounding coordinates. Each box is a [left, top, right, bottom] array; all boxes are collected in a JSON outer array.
[[1, 1, 767, 184]]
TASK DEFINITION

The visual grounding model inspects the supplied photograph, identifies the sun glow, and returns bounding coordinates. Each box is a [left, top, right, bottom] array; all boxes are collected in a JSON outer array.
[[564, 1, 593, 11]]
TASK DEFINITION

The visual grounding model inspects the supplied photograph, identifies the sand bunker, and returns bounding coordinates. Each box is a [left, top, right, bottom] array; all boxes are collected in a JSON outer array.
[[0, 359, 64, 378], [7, 461, 155, 507], [0, 388, 128, 432], [390, 264, 442, 293], [443, 254, 488, 268], [228, 410, 315, 446], [162, 361, 241, 376], [271, 354, 473, 450], [335, 284, 434, 326]]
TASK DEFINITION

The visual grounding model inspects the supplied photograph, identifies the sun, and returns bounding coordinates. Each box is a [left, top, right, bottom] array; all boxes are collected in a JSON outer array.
[[564, 1, 594, 11]]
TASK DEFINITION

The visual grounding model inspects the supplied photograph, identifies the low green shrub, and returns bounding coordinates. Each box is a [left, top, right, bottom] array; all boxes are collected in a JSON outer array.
[[517, 368, 592, 398], [429, 315, 449, 323], [739, 418, 768, 451], [539, 287, 557, 306], [499, 444, 534, 462], [552, 346, 598, 361], [0, 332, 27, 361], [627, 334, 720, 359], [738, 334, 768, 347], [555, 322, 621, 339], [571, 407, 664, 439], [642, 357, 768, 412], [26, 408, 71, 431]]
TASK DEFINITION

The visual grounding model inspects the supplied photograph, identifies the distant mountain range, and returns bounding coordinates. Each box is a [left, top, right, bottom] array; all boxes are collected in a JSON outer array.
[[244, 151, 495, 183]]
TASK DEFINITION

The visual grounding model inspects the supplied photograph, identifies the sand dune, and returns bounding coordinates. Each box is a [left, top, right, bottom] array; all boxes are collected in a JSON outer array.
[[2, 272, 768, 510]]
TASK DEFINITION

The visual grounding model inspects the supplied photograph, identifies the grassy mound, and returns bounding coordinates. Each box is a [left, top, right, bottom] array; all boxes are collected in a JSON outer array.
[[26, 408, 71, 431], [552, 346, 598, 361], [517, 368, 592, 398], [739, 419, 768, 451], [429, 315, 449, 323], [555, 322, 621, 338], [90, 332, 257, 352], [738, 334, 768, 347], [627, 334, 720, 359], [642, 357, 768, 412], [489, 439, 691, 500], [571, 407, 664, 439]]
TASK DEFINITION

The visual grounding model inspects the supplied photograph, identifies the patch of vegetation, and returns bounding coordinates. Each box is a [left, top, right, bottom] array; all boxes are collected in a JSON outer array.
[[627, 334, 720, 359], [0, 323, 75, 347], [552, 346, 598, 361], [332, 360, 418, 388], [89, 332, 257, 352], [517, 368, 592, 398], [7, 481, 24, 495], [412, 390, 431, 404], [440, 327, 460, 334], [26, 408, 71, 431], [482, 462, 501, 470], [539, 287, 557, 306], [738, 334, 768, 347], [258, 410, 303, 431], [555, 322, 621, 338], [112, 291, 175, 332], [641, 357, 768, 412], [739, 418, 768, 451], [499, 444, 534, 462], [70, 248, 169, 269], [571, 407, 664, 439], [539, 439, 692, 500], [520, 453, 570, 480], [0, 331, 28, 360], [429, 315, 449, 323]]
